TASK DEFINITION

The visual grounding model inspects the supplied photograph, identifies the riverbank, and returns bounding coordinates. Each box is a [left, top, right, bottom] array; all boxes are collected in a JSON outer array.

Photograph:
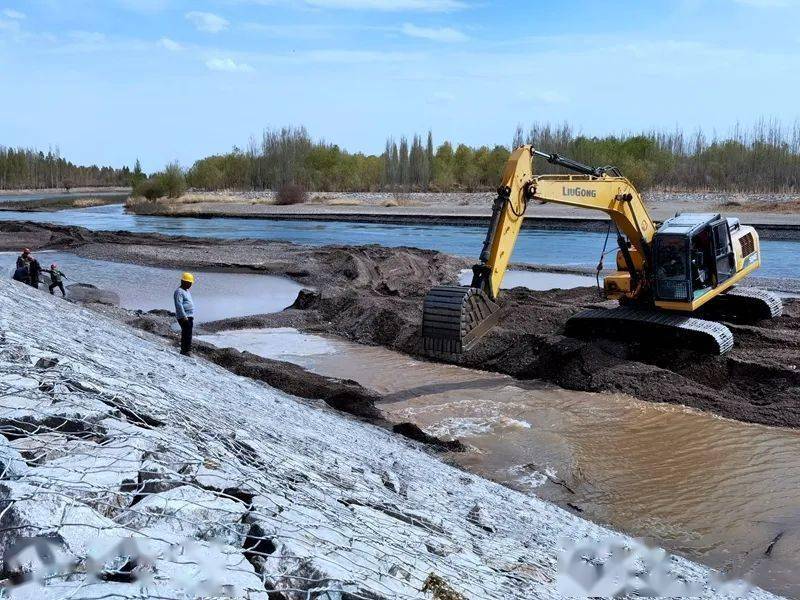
[[0, 186, 130, 197], [0, 195, 128, 212], [2, 220, 799, 432], [120, 190, 800, 239]]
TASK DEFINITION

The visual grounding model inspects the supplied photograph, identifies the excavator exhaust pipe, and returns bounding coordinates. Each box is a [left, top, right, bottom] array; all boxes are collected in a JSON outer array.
[[421, 286, 501, 356]]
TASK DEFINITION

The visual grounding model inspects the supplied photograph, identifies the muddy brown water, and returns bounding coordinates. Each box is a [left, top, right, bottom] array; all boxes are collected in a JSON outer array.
[[200, 326, 800, 597]]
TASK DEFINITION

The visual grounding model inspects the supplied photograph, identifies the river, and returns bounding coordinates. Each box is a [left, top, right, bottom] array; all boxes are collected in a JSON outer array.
[[0, 250, 302, 323], [1, 204, 799, 279]]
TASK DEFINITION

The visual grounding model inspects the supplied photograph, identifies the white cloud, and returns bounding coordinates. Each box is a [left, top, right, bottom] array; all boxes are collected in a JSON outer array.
[[186, 11, 229, 33], [305, 0, 466, 11], [158, 37, 183, 51], [400, 23, 467, 42], [205, 57, 254, 72], [2, 9, 25, 19]]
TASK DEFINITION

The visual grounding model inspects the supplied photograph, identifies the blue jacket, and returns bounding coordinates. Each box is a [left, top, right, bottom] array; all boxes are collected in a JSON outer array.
[[174, 288, 194, 319]]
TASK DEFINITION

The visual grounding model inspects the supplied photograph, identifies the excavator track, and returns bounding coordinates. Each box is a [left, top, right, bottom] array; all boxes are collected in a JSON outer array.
[[565, 307, 735, 354], [422, 286, 500, 356], [708, 287, 783, 321]]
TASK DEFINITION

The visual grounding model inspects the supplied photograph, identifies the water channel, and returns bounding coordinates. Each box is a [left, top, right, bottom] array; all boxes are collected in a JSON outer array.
[[1, 204, 799, 279]]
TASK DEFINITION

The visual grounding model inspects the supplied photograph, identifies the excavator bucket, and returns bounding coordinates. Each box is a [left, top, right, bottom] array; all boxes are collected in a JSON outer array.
[[421, 286, 501, 356]]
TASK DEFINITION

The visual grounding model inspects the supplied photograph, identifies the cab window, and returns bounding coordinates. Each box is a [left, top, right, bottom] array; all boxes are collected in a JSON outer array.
[[656, 237, 687, 281]]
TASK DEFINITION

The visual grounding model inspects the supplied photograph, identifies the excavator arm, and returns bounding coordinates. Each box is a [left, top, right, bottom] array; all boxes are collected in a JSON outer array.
[[422, 145, 657, 355], [472, 145, 656, 300]]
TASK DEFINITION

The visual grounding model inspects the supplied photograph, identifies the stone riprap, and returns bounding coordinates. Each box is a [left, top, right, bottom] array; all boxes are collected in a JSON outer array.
[[0, 279, 782, 599]]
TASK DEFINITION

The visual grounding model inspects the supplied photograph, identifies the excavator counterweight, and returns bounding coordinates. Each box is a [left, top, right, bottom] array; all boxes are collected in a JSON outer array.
[[420, 145, 782, 357]]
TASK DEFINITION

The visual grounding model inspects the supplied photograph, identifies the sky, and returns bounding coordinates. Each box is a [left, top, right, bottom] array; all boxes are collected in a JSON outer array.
[[1, 0, 800, 172]]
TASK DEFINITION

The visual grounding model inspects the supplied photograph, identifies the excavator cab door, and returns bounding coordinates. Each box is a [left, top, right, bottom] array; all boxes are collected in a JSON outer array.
[[710, 219, 734, 284]]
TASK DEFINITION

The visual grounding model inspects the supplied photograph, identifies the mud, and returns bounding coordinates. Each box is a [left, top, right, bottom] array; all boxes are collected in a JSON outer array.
[[3, 220, 800, 429]]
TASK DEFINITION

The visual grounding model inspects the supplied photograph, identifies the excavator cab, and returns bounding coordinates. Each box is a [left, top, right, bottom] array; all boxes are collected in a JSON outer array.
[[652, 214, 736, 305]]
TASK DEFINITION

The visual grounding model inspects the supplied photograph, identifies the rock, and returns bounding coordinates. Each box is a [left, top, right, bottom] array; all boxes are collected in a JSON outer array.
[[136, 458, 186, 496], [34, 357, 58, 370], [290, 288, 321, 309], [9, 433, 91, 467], [136, 527, 269, 599], [467, 503, 495, 533], [380, 470, 406, 496], [27, 445, 144, 516], [65, 283, 120, 305], [0, 481, 125, 572], [116, 485, 249, 546], [391, 422, 467, 452], [0, 436, 28, 479]]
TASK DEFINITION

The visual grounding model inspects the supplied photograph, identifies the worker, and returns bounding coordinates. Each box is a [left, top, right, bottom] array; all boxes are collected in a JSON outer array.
[[46, 263, 67, 297], [16, 248, 30, 269], [27, 256, 42, 289], [174, 272, 195, 356]]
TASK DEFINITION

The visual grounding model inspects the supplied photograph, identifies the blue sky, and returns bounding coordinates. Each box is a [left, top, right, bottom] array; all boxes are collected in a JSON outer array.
[[1, 0, 799, 172]]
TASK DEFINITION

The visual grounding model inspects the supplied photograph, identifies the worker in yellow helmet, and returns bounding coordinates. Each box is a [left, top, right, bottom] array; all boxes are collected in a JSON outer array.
[[174, 272, 195, 356]]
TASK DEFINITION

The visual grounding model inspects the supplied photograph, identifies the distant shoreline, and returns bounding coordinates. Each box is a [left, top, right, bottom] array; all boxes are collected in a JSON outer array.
[[0, 186, 131, 196], [123, 189, 800, 240]]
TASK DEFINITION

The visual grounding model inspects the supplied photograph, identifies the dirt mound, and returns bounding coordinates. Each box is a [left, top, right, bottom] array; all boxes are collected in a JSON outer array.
[[283, 279, 800, 429]]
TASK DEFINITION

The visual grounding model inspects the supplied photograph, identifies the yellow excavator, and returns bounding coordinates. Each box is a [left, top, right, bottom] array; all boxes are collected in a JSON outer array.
[[422, 145, 782, 355]]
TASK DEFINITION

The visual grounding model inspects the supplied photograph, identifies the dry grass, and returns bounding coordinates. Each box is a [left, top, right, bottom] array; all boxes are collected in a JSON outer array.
[[72, 197, 111, 208], [325, 198, 364, 206], [383, 193, 419, 207]]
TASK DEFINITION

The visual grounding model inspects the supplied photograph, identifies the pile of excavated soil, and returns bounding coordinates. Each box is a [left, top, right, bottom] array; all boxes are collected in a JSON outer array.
[[4, 220, 800, 429]]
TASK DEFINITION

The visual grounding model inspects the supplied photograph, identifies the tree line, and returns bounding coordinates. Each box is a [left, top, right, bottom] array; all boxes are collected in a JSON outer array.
[[12, 119, 800, 194], [177, 120, 800, 194], [0, 147, 135, 190]]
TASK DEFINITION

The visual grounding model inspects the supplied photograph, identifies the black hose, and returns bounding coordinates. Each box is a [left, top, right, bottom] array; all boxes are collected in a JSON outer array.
[[595, 221, 615, 295]]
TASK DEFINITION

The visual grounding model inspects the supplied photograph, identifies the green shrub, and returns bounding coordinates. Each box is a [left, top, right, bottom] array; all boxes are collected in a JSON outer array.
[[158, 161, 186, 198], [133, 177, 166, 200]]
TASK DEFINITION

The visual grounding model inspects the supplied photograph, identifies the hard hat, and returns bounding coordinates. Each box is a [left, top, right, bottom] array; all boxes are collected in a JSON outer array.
[[181, 272, 195, 283]]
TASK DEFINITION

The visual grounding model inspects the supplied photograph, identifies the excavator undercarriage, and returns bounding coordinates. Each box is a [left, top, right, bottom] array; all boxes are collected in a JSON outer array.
[[421, 146, 783, 357]]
